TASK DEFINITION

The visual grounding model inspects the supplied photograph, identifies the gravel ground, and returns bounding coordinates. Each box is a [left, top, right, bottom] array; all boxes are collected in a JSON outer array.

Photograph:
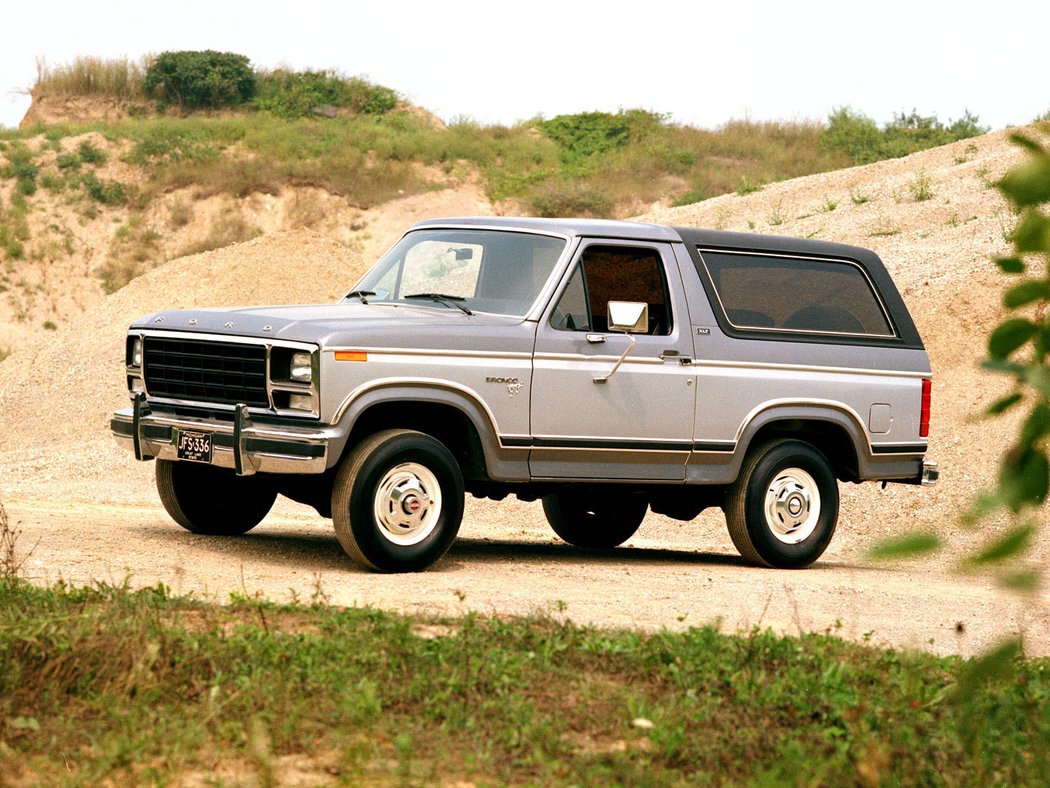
[[1, 129, 1048, 657]]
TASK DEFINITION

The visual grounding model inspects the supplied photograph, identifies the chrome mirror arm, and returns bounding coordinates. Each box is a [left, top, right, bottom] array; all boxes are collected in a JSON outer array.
[[593, 332, 636, 384]]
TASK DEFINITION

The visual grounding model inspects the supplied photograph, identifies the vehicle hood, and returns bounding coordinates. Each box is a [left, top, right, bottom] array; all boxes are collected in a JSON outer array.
[[130, 302, 525, 347]]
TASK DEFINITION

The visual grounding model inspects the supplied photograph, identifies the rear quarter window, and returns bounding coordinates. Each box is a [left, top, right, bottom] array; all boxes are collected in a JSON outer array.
[[698, 249, 894, 337]]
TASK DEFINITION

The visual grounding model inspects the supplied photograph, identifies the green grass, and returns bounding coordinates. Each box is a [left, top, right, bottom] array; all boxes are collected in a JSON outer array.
[[0, 576, 1046, 785], [909, 170, 935, 202], [0, 188, 31, 261]]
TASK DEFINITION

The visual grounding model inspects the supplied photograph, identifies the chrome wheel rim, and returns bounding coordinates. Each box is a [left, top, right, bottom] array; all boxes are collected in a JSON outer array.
[[764, 467, 820, 544], [373, 462, 442, 546]]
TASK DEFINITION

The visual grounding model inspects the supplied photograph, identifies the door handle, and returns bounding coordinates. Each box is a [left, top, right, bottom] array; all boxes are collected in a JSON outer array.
[[660, 350, 693, 365], [586, 334, 606, 344]]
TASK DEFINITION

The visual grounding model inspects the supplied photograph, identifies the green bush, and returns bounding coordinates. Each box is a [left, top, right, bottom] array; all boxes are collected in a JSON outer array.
[[254, 70, 398, 118], [80, 173, 126, 205], [822, 107, 989, 165], [77, 139, 107, 164], [526, 180, 613, 217], [55, 152, 81, 170], [538, 109, 664, 172], [821, 107, 883, 164], [144, 51, 255, 109]]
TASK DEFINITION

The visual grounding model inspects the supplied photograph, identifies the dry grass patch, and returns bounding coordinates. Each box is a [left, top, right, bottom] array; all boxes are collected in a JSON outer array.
[[33, 56, 149, 99], [176, 209, 261, 257]]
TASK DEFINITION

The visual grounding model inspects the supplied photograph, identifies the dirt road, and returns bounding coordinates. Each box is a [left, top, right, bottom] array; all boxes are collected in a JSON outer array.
[[5, 470, 1046, 659]]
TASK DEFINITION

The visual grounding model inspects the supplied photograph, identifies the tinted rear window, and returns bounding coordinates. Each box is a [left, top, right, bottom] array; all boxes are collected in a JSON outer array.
[[699, 249, 894, 337]]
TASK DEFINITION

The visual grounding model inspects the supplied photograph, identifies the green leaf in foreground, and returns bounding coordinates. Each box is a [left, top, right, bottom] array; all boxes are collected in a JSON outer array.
[[997, 141, 1050, 206], [981, 358, 1026, 376], [986, 392, 1023, 416], [995, 256, 1025, 274], [998, 447, 1050, 511], [966, 523, 1035, 567], [961, 491, 1003, 526], [988, 318, 1038, 360], [1019, 403, 1050, 446], [1003, 279, 1050, 308], [952, 638, 1021, 702], [867, 531, 941, 560], [1025, 365, 1050, 398], [999, 569, 1040, 592], [1011, 210, 1050, 254]]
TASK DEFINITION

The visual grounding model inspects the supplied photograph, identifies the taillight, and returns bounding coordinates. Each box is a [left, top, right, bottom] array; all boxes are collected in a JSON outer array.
[[920, 379, 931, 438]]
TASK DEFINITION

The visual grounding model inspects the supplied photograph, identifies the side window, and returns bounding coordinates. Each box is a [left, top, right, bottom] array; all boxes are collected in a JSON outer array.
[[700, 249, 894, 337], [550, 265, 590, 331], [551, 245, 672, 335]]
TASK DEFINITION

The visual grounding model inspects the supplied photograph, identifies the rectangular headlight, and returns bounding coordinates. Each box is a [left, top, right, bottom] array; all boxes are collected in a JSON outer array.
[[290, 351, 312, 383], [128, 335, 143, 368]]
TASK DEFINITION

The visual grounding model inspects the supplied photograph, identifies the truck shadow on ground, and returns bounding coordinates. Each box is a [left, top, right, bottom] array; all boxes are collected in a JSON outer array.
[[139, 521, 859, 574], [444, 537, 750, 569]]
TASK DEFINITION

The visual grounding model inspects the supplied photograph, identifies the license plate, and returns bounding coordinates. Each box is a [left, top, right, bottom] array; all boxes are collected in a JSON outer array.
[[177, 430, 213, 463]]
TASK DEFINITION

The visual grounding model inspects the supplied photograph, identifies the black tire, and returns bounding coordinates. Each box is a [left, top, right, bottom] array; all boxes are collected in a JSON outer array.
[[156, 459, 277, 535], [332, 429, 464, 572], [542, 490, 648, 548], [725, 439, 839, 568]]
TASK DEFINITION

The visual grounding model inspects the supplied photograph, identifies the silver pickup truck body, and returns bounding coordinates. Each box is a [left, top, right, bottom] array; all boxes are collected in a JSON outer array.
[[113, 217, 936, 571]]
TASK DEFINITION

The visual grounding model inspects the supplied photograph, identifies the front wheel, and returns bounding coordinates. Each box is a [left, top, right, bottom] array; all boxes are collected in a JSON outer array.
[[156, 459, 277, 535], [332, 429, 464, 572], [725, 439, 839, 568], [542, 490, 648, 548]]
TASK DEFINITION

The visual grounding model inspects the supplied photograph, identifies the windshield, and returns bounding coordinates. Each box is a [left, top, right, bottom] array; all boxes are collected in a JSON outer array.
[[349, 228, 568, 317]]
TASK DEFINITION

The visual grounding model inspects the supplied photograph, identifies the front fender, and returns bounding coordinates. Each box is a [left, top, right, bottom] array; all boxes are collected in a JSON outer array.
[[329, 379, 530, 481]]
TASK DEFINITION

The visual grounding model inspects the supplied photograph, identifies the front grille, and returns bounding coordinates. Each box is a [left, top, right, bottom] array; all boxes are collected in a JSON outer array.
[[143, 337, 268, 407]]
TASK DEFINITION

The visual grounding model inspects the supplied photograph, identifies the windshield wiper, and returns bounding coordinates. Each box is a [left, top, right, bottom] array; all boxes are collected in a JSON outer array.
[[344, 289, 376, 304], [403, 293, 474, 316]]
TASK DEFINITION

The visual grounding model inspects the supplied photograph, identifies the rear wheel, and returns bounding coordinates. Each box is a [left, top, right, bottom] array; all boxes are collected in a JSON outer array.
[[156, 459, 277, 535], [332, 429, 464, 572], [725, 439, 838, 568], [542, 490, 648, 548]]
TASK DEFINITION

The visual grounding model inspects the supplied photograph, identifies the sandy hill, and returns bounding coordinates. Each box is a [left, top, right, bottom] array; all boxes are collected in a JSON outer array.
[[0, 128, 494, 353], [0, 127, 1044, 565]]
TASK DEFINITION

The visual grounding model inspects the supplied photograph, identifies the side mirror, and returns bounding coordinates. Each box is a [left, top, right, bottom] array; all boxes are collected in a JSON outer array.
[[607, 301, 649, 334]]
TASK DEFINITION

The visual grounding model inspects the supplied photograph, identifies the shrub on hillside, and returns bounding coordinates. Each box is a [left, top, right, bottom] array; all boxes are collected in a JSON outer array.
[[144, 51, 255, 109], [255, 70, 398, 118], [526, 180, 613, 217], [822, 107, 989, 164], [538, 110, 665, 172]]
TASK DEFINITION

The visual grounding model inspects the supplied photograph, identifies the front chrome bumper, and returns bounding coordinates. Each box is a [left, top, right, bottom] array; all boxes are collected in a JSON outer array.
[[111, 394, 332, 475]]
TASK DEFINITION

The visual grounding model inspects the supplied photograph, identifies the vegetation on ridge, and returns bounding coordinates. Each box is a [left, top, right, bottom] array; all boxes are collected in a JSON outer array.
[[0, 52, 997, 308]]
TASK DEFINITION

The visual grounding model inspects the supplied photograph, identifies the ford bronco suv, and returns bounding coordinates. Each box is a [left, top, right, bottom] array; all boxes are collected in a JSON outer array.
[[112, 217, 937, 572]]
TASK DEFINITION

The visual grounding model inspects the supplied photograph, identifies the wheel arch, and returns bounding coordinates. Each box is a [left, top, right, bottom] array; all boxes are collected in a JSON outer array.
[[735, 403, 868, 483], [329, 381, 510, 481]]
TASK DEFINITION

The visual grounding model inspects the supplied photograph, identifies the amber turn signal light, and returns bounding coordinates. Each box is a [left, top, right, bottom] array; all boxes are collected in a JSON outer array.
[[334, 350, 368, 362]]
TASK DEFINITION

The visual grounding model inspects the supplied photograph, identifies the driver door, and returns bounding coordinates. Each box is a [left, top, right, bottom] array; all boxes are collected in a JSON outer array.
[[530, 240, 697, 480]]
